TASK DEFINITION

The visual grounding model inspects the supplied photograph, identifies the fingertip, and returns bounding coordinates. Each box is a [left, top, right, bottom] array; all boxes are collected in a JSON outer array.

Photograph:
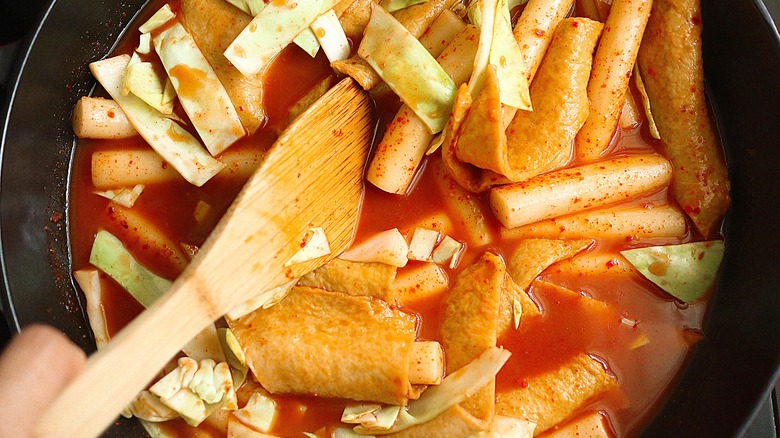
[[13, 324, 86, 372]]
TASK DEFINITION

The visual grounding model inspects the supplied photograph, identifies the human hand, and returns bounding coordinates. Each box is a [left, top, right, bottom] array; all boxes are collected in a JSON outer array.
[[0, 324, 86, 437]]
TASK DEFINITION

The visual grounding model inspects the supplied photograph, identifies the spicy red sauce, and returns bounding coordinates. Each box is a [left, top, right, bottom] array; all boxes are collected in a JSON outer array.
[[68, 1, 716, 436]]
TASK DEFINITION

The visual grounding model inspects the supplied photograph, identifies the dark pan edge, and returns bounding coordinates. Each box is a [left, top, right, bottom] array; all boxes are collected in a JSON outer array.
[[2, 0, 780, 437], [641, 0, 780, 436]]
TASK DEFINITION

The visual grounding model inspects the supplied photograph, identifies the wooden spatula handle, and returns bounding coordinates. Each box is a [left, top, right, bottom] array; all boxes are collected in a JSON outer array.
[[35, 275, 212, 437]]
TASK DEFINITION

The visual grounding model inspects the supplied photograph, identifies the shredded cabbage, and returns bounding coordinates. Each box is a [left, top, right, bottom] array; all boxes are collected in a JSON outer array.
[[231, 392, 279, 433], [149, 358, 237, 426], [122, 53, 174, 115], [138, 4, 175, 33]]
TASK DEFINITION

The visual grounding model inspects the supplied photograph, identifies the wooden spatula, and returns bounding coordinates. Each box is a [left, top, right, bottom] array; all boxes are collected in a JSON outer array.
[[35, 77, 375, 437]]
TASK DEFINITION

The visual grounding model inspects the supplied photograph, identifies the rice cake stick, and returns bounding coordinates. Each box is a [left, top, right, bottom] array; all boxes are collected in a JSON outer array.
[[512, 0, 574, 83], [367, 24, 477, 194], [500, 204, 687, 241], [73, 97, 137, 139], [575, 0, 652, 161], [490, 154, 673, 229]]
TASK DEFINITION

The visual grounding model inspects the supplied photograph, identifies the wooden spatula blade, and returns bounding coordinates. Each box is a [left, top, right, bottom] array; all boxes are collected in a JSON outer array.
[[35, 78, 374, 438]]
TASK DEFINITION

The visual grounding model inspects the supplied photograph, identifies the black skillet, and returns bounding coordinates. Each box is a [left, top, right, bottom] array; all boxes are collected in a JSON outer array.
[[1, 0, 779, 436]]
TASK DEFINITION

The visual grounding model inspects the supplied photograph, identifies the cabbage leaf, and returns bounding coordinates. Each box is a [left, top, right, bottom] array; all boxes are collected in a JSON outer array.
[[339, 228, 409, 267], [311, 9, 351, 62], [381, 0, 427, 13], [94, 184, 145, 208], [231, 392, 279, 433], [90, 55, 225, 187], [139, 4, 175, 33], [621, 241, 725, 303], [149, 357, 237, 426], [89, 229, 171, 308], [468, 0, 531, 109], [122, 53, 174, 115], [154, 21, 245, 156], [358, 5, 457, 134], [224, 0, 338, 76], [354, 346, 511, 434]]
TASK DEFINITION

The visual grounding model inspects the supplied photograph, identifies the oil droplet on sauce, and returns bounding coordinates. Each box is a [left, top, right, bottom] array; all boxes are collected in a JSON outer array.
[[170, 64, 210, 102]]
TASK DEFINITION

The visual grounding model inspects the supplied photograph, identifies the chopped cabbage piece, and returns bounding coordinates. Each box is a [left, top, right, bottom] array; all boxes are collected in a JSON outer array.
[[512, 297, 522, 329], [468, 0, 531, 109], [350, 405, 401, 433], [123, 391, 179, 422], [335, 428, 370, 438], [225, 279, 297, 320], [487, 0, 531, 109], [285, 227, 331, 267], [226, 0, 266, 16], [354, 346, 511, 434], [218, 328, 249, 391], [122, 53, 174, 114], [430, 235, 464, 268], [621, 241, 725, 303], [342, 404, 383, 424], [224, 0, 338, 76], [232, 392, 279, 433], [634, 65, 661, 139], [89, 230, 171, 308], [381, 0, 426, 13], [94, 184, 145, 208], [73, 269, 111, 349], [295, 29, 322, 58], [183, 323, 228, 362], [339, 228, 409, 267], [225, 0, 324, 59], [408, 228, 440, 261], [193, 200, 212, 223], [139, 4, 175, 33], [311, 10, 351, 63], [90, 55, 225, 187], [507, 0, 530, 10], [358, 6, 457, 134], [154, 21, 246, 156], [630, 333, 650, 349], [137, 33, 152, 55], [161, 77, 176, 109], [467, 0, 496, 97], [150, 357, 237, 426], [90, 230, 226, 362]]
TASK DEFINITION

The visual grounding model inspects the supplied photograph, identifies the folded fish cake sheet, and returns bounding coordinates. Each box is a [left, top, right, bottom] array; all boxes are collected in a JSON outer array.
[[229, 286, 417, 405]]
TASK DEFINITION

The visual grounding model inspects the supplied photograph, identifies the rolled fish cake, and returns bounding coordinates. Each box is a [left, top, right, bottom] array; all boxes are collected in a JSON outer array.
[[229, 286, 417, 405]]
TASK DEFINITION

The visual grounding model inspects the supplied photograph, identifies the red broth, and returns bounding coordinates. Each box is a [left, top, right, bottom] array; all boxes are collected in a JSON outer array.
[[69, 1, 720, 436]]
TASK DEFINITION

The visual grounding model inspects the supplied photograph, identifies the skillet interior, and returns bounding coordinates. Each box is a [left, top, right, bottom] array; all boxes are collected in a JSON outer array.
[[0, 0, 778, 436]]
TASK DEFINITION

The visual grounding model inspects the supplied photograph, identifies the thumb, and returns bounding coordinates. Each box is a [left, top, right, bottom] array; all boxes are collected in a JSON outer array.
[[0, 324, 86, 438]]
